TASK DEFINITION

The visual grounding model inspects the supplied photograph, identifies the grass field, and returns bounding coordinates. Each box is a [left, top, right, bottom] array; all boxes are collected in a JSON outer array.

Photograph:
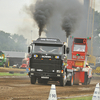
[[59, 96, 92, 100], [0, 72, 27, 76]]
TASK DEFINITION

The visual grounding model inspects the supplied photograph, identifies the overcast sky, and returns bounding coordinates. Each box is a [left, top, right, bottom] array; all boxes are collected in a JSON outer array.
[[0, 0, 100, 41], [0, 0, 32, 33]]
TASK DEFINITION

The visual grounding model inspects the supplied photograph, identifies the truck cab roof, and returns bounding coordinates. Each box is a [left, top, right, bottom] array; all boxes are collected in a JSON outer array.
[[33, 38, 63, 46]]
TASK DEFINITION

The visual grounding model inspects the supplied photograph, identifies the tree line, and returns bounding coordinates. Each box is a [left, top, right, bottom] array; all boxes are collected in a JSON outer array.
[[93, 11, 100, 56], [0, 31, 27, 52]]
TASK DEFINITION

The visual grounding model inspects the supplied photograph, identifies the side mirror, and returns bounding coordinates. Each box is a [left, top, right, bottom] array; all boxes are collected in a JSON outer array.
[[28, 46, 30, 53], [66, 47, 69, 54], [64, 45, 66, 54]]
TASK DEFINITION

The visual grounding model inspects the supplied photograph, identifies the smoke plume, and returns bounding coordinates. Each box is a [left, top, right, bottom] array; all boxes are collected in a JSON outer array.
[[62, 15, 75, 38], [25, 0, 83, 38], [27, 0, 54, 37], [61, 0, 83, 38]]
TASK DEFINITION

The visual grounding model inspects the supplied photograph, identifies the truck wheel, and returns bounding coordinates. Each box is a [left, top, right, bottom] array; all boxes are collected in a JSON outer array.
[[82, 74, 88, 85], [38, 77, 42, 83], [5, 58, 10, 67], [60, 72, 67, 86], [67, 76, 73, 86], [30, 76, 36, 84]]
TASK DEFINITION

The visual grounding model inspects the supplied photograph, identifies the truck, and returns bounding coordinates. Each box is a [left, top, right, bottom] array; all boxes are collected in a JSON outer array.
[[20, 57, 29, 69], [28, 38, 73, 86], [67, 37, 92, 85], [0, 51, 9, 67]]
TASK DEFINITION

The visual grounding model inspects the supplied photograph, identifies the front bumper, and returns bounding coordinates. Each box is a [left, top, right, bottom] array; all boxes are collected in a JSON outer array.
[[30, 71, 63, 81]]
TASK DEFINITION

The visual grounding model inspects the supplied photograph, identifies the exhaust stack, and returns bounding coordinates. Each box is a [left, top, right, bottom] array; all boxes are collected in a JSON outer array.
[[66, 37, 68, 47]]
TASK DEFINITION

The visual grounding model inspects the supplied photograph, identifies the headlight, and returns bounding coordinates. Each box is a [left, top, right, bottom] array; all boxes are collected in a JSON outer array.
[[31, 73, 34, 75], [55, 56, 59, 59], [57, 74, 60, 77], [52, 70, 55, 72], [31, 68, 35, 71], [56, 70, 61, 73], [34, 55, 38, 57]]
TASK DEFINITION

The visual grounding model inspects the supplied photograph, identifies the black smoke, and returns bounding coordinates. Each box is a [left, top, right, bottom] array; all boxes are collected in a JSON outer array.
[[61, 0, 83, 38], [25, 0, 83, 38], [28, 0, 54, 37], [62, 15, 75, 38]]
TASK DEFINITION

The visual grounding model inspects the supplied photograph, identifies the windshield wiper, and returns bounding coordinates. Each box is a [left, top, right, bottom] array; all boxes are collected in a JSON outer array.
[[40, 48, 46, 52], [48, 49, 57, 53]]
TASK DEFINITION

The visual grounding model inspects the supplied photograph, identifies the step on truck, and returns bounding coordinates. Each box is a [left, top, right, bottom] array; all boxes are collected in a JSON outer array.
[[28, 38, 73, 86], [67, 37, 92, 85]]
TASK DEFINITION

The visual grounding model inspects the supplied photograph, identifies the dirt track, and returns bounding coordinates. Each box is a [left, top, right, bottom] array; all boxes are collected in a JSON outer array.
[[0, 67, 26, 73], [0, 68, 100, 100]]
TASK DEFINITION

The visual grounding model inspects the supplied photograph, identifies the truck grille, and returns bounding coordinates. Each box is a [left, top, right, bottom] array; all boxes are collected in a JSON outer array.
[[30, 58, 62, 73]]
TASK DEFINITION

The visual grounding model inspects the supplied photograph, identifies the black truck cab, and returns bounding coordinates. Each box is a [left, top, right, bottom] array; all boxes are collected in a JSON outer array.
[[28, 38, 70, 86]]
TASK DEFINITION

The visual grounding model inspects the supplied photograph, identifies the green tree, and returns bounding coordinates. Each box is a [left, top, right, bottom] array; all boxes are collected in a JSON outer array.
[[93, 11, 100, 56], [0, 31, 27, 52]]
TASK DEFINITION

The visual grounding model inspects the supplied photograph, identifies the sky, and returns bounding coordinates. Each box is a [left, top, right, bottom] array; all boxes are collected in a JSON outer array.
[[0, 0, 39, 43], [0, 0, 31, 33], [0, 0, 100, 42]]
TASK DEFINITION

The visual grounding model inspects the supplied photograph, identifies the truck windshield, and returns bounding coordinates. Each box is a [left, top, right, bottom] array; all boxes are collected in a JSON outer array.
[[33, 45, 62, 54], [73, 44, 85, 52]]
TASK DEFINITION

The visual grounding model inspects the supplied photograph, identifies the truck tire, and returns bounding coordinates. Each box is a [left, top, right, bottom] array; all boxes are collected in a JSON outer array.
[[60, 72, 67, 86], [30, 76, 36, 84], [38, 77, 42, 83], [82, 73, 88, 85], [5, 58, 10, 67], [67, 76, 73, 86]]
